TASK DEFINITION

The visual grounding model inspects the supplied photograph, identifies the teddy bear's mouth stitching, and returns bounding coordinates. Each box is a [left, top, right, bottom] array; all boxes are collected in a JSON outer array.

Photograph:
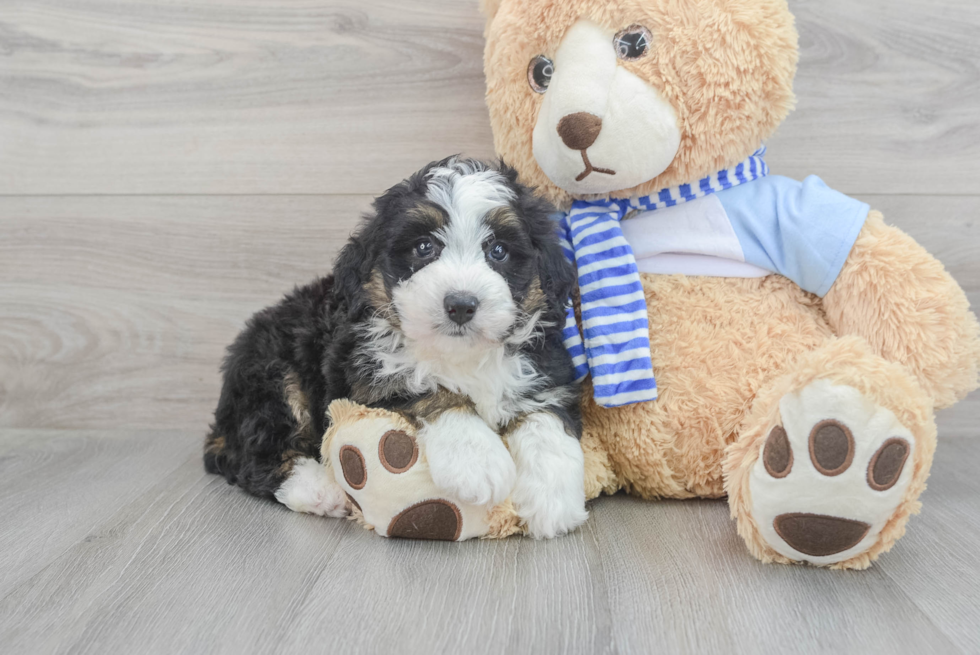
[[575, 149, 616, 182]]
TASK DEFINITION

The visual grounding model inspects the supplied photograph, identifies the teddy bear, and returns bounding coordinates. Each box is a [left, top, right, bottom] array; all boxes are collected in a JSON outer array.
[[325, 0, 980, 569], [476, 0, 980, 568]]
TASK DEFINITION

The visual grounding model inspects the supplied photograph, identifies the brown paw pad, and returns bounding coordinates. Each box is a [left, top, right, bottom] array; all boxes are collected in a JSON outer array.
[[763, 426, 793, 478], [868, 438, 911, 491], [388, 499, 462, 541], [773, 513, 871, 557], [339, 445, 367, 490], [378, 430, 418, 474], [809, 420, 854, 476]]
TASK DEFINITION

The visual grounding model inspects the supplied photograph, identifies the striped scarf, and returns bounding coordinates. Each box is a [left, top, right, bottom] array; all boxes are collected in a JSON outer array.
[[558, 148, 769, 408]]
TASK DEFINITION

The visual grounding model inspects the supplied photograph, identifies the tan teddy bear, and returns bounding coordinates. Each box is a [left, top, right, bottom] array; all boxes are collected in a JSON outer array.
[[478, 0, 980, 568], [326, 0, 979, 568]]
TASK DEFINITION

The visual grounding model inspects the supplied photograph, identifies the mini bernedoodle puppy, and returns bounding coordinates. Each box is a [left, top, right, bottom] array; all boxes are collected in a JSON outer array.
[[205, 157, 588, 538]]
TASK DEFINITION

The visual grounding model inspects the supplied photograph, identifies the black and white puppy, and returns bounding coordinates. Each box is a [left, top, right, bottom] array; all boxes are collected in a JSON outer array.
[[205, 157, 587, 538]]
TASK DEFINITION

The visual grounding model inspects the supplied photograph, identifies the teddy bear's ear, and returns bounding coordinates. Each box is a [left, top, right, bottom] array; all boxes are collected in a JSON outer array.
[[479, 0, 503, 22]]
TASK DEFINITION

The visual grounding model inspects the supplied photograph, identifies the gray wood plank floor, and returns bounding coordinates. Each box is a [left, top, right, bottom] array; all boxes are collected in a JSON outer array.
[[2, 0, 979, 653], [0, 431, 978, 655]]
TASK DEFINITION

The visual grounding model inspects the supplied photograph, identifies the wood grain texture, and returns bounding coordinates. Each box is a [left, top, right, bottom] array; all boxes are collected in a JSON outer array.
[[0, 429, 977, 655], [878, 439, 980, 653], [1, 0, 978, 195], [0, 429, 201, 598], [0, 195, 368, 430], [0, 0, 495, 196], [766, 0, 980, 195]]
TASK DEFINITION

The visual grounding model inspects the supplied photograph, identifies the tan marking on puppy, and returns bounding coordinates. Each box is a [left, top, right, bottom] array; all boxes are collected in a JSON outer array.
[[364, 267, 403, 332], [276, 371, 320, 478], [521, 276, 547, 315], [408, 202, 447, 231], [408, 389, 477, 424], [277, 450, 305, 477], [283, 371, 311, 437], [499, 415, 527, 439], [364, 268, 391, 311], [486, 206, 522, 232], [205, 435, 225, 455]]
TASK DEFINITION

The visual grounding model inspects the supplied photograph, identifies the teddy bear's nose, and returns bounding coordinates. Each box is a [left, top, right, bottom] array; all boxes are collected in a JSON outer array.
[[557, 112, 603, 151]]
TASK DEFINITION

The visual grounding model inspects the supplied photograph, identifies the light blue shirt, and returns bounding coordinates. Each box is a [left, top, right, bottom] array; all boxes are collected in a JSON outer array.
[[718, 175, 870, 297]]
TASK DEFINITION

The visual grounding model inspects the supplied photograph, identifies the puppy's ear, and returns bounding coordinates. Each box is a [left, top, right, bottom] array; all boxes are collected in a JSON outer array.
[[333, 235, 372, 320], [507, 164, 576, 327], [334, 164, 430, 319], [535, 230, 576, 327]]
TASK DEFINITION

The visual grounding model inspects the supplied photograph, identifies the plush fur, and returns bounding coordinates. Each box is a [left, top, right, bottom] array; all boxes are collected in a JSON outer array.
[[723, 336, 938, 570], [484, 0, 798, 207], [205, 157, 586, 534], [482, 0, 980, 565], [823, 212, 980, 410]]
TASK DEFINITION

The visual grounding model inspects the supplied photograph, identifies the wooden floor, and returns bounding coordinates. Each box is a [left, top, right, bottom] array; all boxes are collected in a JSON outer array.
[[1, 1, 979, 653], [0, 431, 977, 655]]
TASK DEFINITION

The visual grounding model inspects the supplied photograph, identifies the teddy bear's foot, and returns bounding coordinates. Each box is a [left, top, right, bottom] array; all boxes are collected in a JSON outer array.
[[323, 400, 507, 541], [749, 380, 918, 566], [726, 336, 937, 569], [274, 457, 350, 518]]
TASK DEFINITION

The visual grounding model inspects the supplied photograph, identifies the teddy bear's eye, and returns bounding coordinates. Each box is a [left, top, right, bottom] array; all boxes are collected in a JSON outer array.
[[614, 25, 653, 61], [527, 55, 554, 94]]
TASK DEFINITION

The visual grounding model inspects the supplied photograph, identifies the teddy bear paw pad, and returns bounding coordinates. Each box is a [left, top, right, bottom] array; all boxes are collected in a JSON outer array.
[[749, 379, 915, 565], [388, 499, 463, 541], [325, 410, 491, 541]]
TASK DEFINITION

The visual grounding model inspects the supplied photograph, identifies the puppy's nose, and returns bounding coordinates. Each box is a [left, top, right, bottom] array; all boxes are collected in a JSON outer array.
[[444, 293, 479, 326], [557, 112, 603, 150]]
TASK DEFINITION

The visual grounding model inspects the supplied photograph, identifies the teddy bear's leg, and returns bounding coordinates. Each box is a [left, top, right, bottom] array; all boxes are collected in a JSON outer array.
[[823, 211, 980, 409], [580, 428, 619, 500], [725, 336, 937, 569]]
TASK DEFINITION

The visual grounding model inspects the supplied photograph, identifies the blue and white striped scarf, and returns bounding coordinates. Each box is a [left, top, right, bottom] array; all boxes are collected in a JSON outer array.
[[558, 148, 769, 408]]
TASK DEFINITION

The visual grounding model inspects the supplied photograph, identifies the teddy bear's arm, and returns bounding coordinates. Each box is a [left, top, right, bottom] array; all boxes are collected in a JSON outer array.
[[822, 211, 980, 409]]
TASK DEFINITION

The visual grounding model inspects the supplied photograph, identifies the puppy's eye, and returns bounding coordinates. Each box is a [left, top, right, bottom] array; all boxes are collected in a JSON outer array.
[[488, 242, 509, 262], [527, 55, 553, 94], [414, 238, 435, 259], [614, 25, 653, 61]]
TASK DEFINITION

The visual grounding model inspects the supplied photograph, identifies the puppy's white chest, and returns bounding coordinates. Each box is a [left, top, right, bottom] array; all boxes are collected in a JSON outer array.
[[360, 317, 547, 428], [431, 351, 535, 428], [464, 381, 515, 428]]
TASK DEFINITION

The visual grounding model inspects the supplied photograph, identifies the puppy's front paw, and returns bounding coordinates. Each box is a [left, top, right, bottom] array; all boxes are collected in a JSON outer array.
[[422, 412, 516, 506], [515, 489, 588, 540], [275, 457, 350, 518], [510, 413, 588, 539]]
